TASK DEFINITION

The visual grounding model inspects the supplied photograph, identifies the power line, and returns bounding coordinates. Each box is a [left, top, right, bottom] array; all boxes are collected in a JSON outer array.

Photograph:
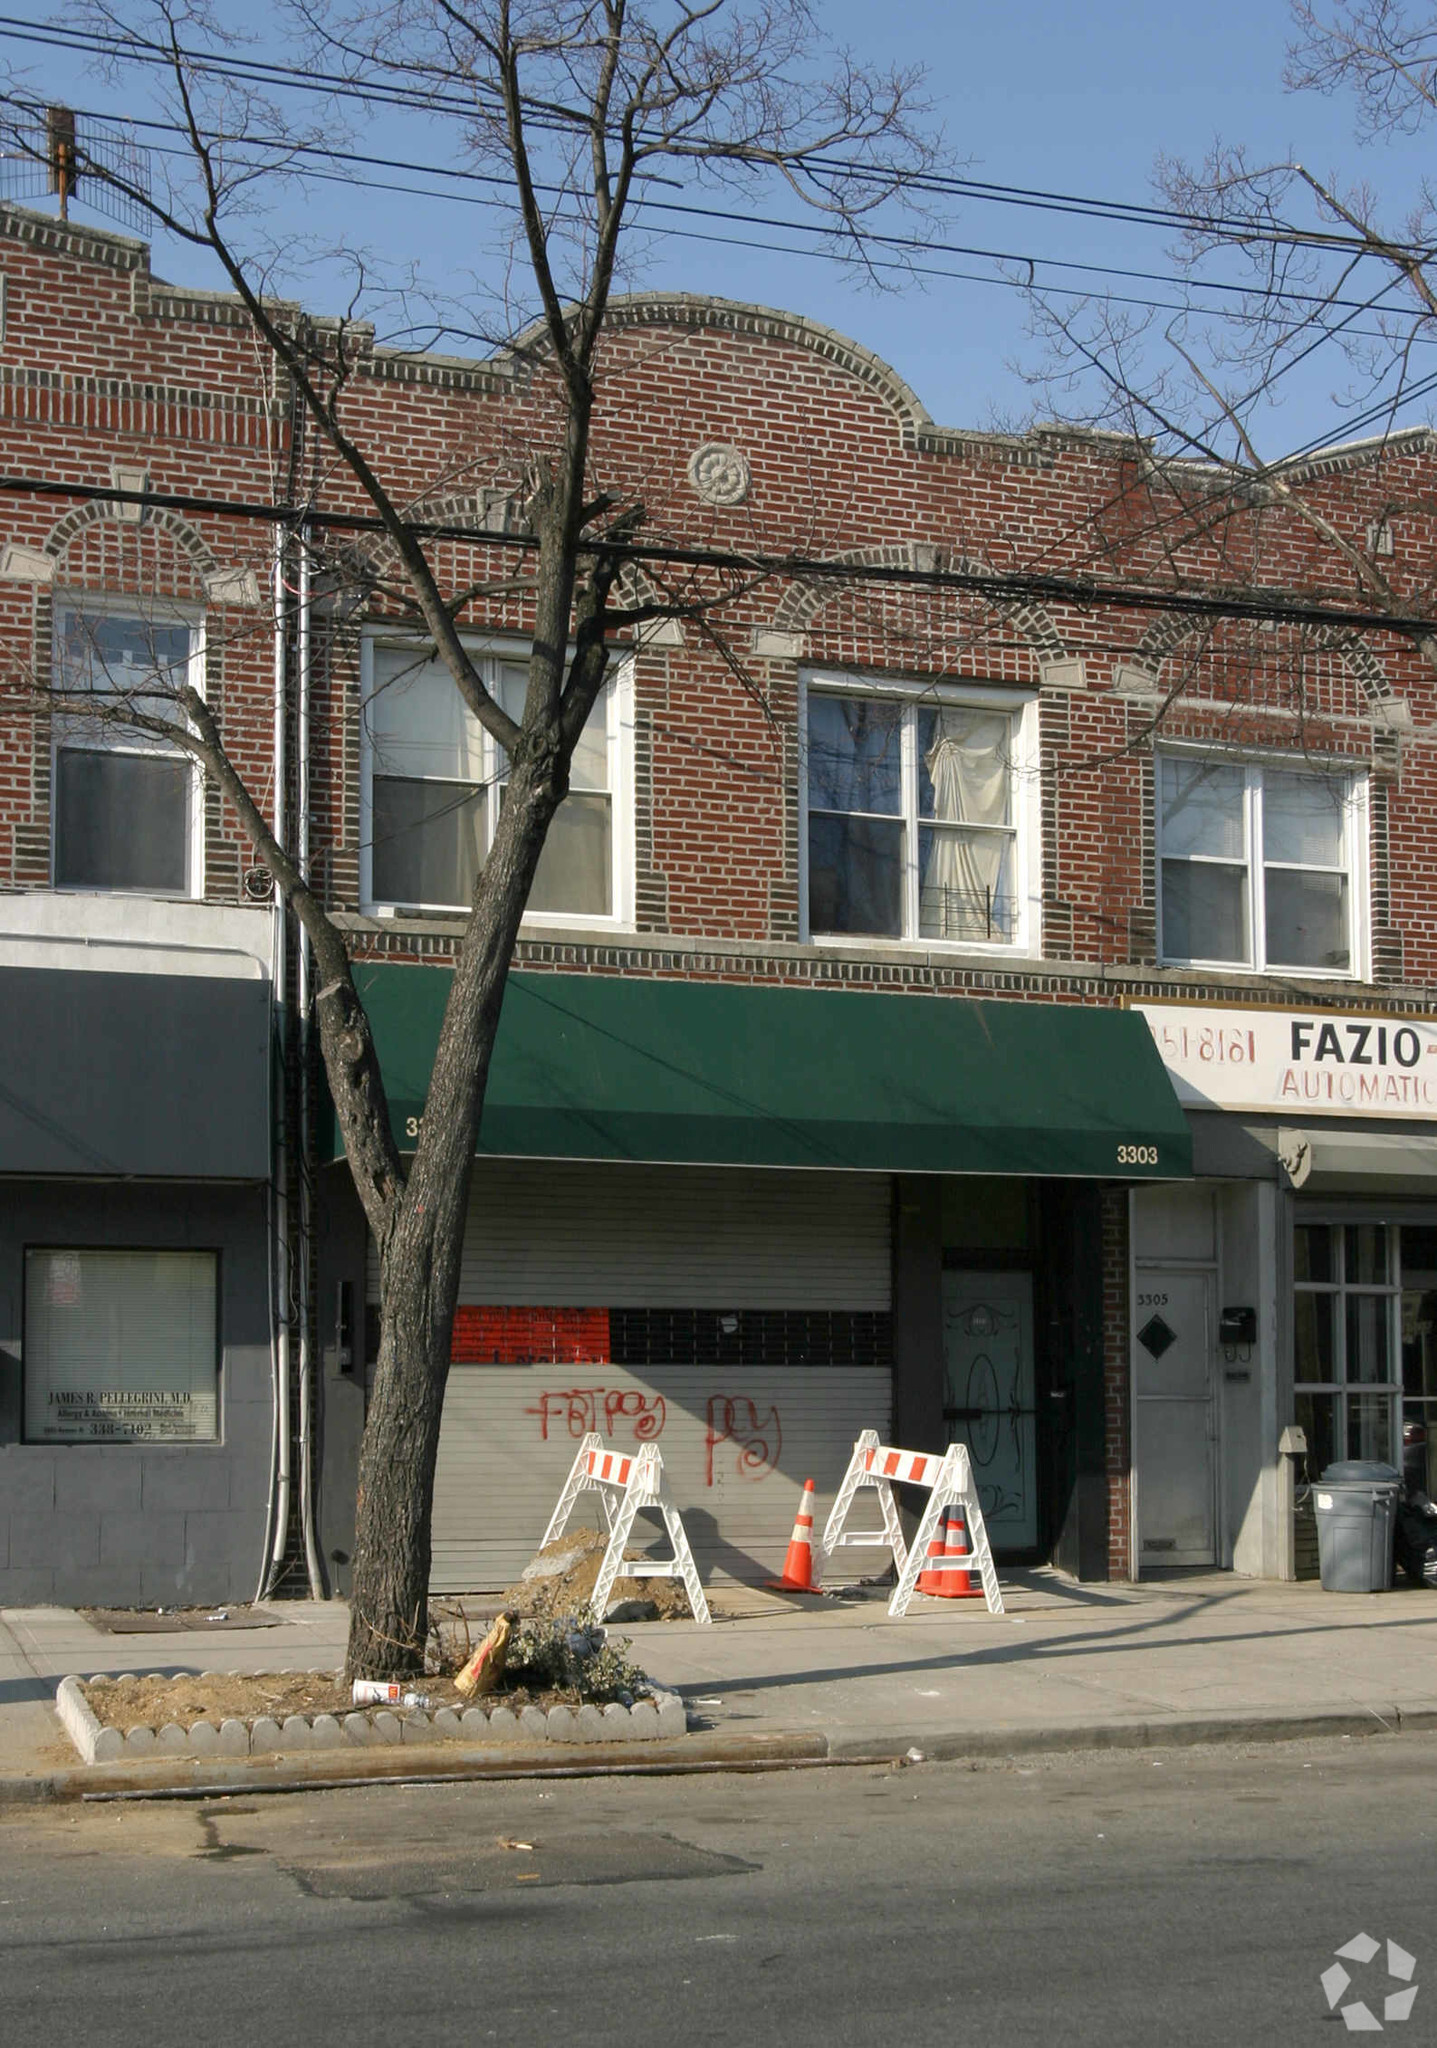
[[17, 91, 1436, 338], [0, 468, 1426, 640], [2, 12, 1434, 267]]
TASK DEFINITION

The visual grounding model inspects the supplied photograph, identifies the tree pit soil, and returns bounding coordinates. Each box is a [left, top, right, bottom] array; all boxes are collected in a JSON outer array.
[[79, 1668, 622, 1733], [499, 1527, 696, 1622]]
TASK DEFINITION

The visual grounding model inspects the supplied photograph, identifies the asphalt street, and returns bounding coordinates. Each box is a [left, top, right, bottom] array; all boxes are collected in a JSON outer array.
[[3, 1734, 1434, 2045]]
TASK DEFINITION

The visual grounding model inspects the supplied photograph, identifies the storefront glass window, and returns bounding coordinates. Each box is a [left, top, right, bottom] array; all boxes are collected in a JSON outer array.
[[1346, 1224, 1390, 1286], [1295, 1390, 1337, 1477], [1293, 1293, 1336, 1381], [1294, 1223, 1334, 1283], [1348, 1393, 1395, 1465], [1400, 1225, 1437, 1496], [24, 1248, 219, 1443], [1293, 1220, 1400, 1470], [1347, 1295, 1392, 1382]]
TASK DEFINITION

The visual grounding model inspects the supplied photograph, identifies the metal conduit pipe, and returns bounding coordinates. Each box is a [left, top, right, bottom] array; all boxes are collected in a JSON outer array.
[[253, 1043, 282, 1606], [267, 530, 293, 1584], [296, 527, 325, 1599]]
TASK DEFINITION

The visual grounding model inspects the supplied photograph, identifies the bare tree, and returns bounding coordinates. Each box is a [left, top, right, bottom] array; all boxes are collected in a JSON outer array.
[[12, 0, 943, 1674], [1018, 0, 1437, 688]]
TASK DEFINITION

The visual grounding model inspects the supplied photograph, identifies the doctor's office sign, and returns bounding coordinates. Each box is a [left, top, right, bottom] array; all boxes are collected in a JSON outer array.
[[1134, 1002, 1437, 1118]]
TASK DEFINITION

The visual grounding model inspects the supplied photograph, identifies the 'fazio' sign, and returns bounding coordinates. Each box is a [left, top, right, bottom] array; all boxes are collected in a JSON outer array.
[[1134, 1002, 1437, 1119]]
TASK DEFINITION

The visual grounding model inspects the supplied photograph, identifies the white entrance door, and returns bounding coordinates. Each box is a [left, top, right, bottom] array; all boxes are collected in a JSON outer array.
[[942, 1270, 1038, 1551], [1133, 1269, 1216, 1568]]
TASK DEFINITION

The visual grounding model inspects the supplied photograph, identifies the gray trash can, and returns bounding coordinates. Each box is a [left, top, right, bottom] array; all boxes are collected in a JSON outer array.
[[1313, 1461, 1401, 1592]]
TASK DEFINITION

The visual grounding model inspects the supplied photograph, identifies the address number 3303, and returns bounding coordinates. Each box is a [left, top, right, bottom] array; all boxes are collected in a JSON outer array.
[[1117, 1144, 1159, 1166]]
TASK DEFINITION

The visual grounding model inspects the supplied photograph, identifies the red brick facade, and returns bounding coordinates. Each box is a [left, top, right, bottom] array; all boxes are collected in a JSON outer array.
[[6, 202, 1437, 1576]]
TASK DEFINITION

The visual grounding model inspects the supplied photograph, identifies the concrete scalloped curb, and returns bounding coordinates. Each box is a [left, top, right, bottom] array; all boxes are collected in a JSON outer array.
[[55, 1672, 687, 1763]]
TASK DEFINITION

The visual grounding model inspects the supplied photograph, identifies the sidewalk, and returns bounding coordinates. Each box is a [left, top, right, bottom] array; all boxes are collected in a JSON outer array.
[[5, 1570, 1437, 1797]]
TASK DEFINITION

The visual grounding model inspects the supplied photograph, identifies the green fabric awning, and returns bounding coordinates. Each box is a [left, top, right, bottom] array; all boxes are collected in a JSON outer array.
[[334, 966, 1191, 1180]]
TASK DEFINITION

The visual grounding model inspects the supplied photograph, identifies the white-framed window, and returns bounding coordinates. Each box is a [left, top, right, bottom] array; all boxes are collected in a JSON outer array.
[[1293, 1219, 1401, 1472], [799, 672, 1039, 950], [51, 605, 205, 897], [24, 1247, 220, 1445], [360, 638, 631, 924], [1157, 753, 1367, 976]]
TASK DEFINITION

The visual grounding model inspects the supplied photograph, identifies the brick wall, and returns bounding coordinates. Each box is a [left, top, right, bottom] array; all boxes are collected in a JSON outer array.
[[1, 201, 1436, 1011]]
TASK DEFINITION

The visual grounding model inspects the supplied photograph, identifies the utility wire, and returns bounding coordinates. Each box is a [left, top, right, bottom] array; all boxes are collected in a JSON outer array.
[[2, 13, 1434, 265], [13, 90, 1436, 337]]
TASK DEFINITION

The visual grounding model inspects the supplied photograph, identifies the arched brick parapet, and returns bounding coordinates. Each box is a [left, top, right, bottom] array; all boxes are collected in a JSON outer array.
[[506, 295, 1057, 463]]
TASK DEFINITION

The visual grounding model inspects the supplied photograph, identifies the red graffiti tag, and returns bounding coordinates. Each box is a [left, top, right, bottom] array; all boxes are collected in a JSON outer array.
[[524, 1386, 666, 1443], [705, 1396, 782, 1485], [604, 1388, 666, 1440]]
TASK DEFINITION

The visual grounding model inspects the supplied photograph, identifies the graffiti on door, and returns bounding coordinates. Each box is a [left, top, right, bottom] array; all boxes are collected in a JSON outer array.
[[942, 1276, 1037, 1547], [705, 1396, 783, 1485]]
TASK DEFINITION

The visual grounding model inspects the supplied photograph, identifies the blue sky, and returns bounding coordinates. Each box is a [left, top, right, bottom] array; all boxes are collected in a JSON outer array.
[[3, 1, 1433, 455]]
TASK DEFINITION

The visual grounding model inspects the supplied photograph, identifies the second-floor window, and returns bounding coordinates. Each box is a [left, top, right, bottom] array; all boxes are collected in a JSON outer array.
[[362, 642, 623, 920], [802, 677, 1035, 948], [52, 607, 202, 897], [1157, 755, 1363, 975]]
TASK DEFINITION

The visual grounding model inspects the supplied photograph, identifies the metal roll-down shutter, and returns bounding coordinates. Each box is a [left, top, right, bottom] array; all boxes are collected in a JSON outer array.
[[402, 1159, 893, 1589]]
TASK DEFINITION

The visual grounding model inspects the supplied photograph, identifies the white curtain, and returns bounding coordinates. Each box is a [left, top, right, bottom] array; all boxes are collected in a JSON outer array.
[[921, 711, 1012, 940]]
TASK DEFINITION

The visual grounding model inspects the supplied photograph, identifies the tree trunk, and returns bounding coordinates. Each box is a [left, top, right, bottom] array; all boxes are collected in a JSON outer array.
[[345, 1253, 452, 1677], [340, 697, 576, 1680], [338, 425, 596, 1679]]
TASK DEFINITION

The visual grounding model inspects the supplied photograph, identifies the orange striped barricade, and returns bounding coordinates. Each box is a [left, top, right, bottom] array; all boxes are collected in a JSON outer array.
[[540, 1431, 712, 1626], [818, 1427, 1005, 1619]]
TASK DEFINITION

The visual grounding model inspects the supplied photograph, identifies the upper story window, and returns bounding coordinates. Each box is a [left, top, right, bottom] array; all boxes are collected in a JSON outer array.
[[1157, 755, 1365, 976], [52, 607, 203, 897], [801, 674, 1037, 950], [361, 640, 629, 923]]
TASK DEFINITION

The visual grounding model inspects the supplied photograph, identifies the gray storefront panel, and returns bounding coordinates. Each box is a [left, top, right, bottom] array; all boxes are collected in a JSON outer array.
[[0, 966, 271, 1179], [0, 1181, 273, 1606]]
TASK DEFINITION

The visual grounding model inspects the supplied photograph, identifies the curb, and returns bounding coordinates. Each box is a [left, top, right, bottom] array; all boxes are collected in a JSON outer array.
[[0, 1729, 828, 1803], [2, 1700, 1433, 1804], [826, 1702, 1432, 1762]]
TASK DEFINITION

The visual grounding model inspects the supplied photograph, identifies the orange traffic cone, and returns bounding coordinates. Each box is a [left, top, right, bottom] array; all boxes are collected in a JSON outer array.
[[767, 1478, 821, 1592], [937, 1507, 980, 1598], [916, 1511, 950, 1595]]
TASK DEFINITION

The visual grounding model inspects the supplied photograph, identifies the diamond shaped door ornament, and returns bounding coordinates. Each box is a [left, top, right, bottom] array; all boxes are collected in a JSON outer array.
[[1137, 1314, 1177, 1360]]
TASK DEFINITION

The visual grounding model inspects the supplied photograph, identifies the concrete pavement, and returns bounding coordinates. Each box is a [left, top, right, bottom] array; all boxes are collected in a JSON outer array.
[[5, 1568, 1437, 1794]]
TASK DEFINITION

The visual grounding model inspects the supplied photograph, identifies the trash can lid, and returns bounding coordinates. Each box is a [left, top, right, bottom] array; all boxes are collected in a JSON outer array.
[[1320, 1460, 1400, 1483]]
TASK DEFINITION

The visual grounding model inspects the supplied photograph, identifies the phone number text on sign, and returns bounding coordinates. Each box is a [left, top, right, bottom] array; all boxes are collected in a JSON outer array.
[[1134, 1003, 1437, 1118]]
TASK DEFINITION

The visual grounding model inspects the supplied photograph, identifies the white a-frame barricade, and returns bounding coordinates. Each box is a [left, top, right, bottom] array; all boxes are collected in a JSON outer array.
[[819, 1428, 1004, 1618], [541, 1433, 712, 1626]]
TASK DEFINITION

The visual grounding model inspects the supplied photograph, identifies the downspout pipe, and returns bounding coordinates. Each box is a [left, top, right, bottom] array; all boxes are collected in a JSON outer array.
[[296, 525, 326, 1599], [258, 527, 292, 1598]]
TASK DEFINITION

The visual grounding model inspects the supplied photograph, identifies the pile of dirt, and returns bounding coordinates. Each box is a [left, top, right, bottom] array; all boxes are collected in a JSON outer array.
[[80, 1661, 630, 1732], [501, 1527, 695, 1621], [84, 1671, 353, 1728]]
